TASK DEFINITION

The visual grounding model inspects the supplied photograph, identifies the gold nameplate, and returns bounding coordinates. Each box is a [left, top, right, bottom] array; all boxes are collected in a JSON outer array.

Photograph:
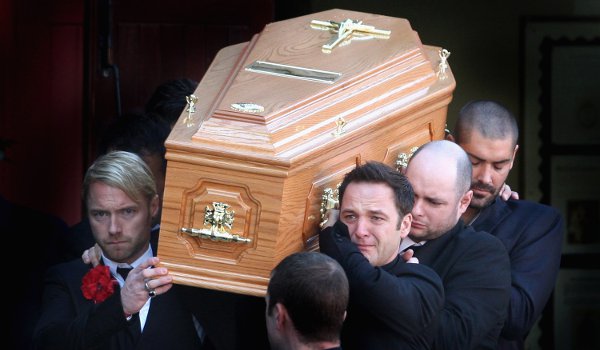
[[245, 60, 342, 84], [231, 103, 264, 113]]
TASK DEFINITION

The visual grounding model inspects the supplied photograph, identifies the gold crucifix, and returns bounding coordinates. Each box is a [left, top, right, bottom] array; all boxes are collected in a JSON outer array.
[[310, 18, 391, 53]]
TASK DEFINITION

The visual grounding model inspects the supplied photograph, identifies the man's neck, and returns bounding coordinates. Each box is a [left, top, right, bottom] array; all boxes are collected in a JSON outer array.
[[308, 340, 341, 350], [462, 207, 481, 226], [285, 339, 341, 350]]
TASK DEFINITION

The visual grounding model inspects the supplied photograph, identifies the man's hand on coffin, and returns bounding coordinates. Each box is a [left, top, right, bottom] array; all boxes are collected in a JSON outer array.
[[120, 257, 173, 315], [499, 183, 519, 201], [82, 243, 102, 267], [322, 209, 340, 229]]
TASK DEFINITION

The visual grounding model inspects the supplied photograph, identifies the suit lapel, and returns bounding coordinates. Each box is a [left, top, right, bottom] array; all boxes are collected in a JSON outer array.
[[473, 198, 512, 235]]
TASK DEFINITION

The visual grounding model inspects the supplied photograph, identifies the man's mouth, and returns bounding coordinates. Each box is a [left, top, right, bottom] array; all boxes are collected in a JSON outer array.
[[411, 222, 426, 230]]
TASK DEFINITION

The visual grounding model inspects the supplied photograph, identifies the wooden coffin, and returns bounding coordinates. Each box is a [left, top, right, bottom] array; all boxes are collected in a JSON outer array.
[[157, 8, 456, 296]]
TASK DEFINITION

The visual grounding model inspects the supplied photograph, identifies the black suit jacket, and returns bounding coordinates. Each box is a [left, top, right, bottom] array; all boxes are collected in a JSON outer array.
[[472, 198, 563, 350], [33, 259, 203, 350], [415, 221, 511, 350], [320, 221, 444, 350]]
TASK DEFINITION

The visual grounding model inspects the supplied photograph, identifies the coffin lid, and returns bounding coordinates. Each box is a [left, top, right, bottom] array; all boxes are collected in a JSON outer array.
[[168, 8, 454, 164]]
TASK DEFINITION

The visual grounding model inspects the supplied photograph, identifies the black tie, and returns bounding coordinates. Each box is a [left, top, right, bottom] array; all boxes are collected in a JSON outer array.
[[403, 244, 423, 255], [410, 244, 423, 253], [116, 266, 141, 341], [117, 267, 133, 280]]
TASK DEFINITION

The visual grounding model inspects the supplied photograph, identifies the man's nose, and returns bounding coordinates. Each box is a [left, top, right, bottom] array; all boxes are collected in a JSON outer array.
[[412, 199, 423, 217], [476, 164, 493, 184], [108, 216, 121, 235], [354, 218, 370, 237]]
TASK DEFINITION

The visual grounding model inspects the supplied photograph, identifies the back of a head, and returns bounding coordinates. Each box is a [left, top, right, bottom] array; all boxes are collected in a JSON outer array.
[[267, 252, 349, 344], [82, 150, 157, 208], [99, 113, 170, 171], [454, 100, 519, 146], [338, 161, 414, 217], [409, 140, 472, 197], [145, 78, 198, 127]]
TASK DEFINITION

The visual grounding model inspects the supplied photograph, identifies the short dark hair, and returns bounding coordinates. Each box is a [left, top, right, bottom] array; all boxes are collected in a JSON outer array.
[[145, 78, 198, 126], [99, 113, 171, 173], [267, 252, 349, 344], [338, 161, 414, 218], [454, 100, 519, 147]]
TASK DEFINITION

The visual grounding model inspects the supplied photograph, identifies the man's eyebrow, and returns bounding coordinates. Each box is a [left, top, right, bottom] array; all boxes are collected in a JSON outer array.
[[423, 195, 446, 204], [466, 152, 484, 162], [466, 152, 511, 164]]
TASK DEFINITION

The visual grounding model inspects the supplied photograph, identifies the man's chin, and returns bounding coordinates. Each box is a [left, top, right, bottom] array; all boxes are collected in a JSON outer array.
[[102, 247, 129, 263], [470, 195, 496, 209]]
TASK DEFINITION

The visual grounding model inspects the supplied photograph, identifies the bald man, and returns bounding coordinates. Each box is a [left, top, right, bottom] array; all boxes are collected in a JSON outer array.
[[402, 140, 511, 349]]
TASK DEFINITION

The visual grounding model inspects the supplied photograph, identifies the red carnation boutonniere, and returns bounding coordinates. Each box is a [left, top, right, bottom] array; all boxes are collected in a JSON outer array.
[[81, 265, 118, 304]]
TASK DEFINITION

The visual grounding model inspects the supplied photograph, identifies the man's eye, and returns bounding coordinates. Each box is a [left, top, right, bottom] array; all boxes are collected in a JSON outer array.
[[92, 211, 107, 219], [122, 208, 137, 217]]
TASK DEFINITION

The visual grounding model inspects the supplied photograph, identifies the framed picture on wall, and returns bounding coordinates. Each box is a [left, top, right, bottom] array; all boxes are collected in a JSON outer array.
[[539, 34, 600, 255], [522, 18, 600, 350], [551, 155, 600, 254], [521, 17, 600, 201], [545, 40, 600, 146]]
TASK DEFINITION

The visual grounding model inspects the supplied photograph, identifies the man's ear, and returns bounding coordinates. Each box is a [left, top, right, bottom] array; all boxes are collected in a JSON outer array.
[[397, 213, 412, 238], [459, 190, 473, 215], [446, 133, 455, 142], [509, 144, 519, 170], [150, 194, 160, 218], [274, 303, 289, 330]]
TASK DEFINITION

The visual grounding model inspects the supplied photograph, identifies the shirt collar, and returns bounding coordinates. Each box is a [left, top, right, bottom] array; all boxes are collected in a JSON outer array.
[[399, 236, 426, 252], [102, 244, 153, 282]]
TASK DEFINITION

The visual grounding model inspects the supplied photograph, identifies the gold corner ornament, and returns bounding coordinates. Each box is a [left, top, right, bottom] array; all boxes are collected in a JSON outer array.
[[332, 117, 347, 137], [319, 183, 341, 228], [437, 49, 451, 80], [396, 146, 419, 172], [310, 18, 391, 53], [183, 94, 198, 127], [181, 202, 251, 243]]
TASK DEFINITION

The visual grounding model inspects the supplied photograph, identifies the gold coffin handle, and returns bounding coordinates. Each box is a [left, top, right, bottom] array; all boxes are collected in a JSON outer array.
[[180, 201, 251, 243], [181, 227, 252, 243], [305, 183, 342, 250], [319, 183, 341, 228], [395, 146, 419, 172]]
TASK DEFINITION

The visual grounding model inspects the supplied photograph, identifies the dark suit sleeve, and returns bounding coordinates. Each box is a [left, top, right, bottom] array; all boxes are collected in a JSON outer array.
[[320, 221, 444, 334], [33, 263, 129, 350], [435, 233, 511, 349], [502, 207, 563, 339]]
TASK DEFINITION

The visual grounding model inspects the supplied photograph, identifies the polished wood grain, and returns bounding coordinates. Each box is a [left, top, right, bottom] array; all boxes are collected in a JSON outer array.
[[158, 9, 456, 296]]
